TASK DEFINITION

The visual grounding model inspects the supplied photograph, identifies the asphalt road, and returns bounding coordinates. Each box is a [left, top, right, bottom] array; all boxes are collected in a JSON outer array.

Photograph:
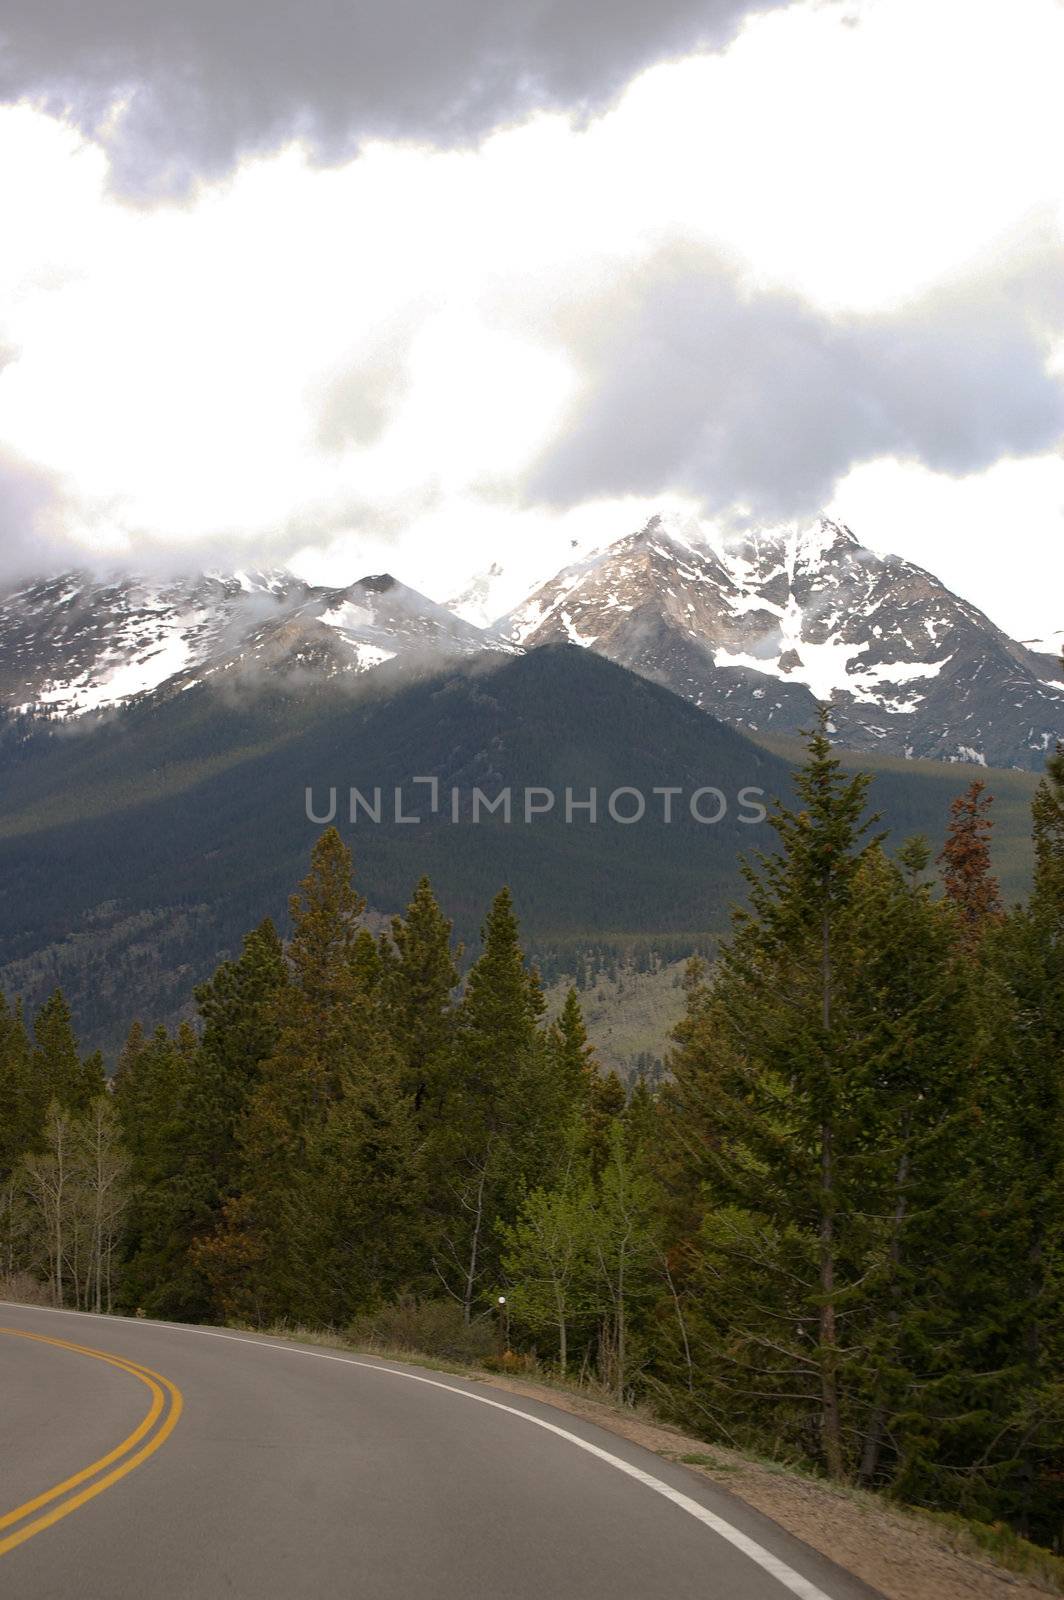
[[0, 1303, 881, 1600]]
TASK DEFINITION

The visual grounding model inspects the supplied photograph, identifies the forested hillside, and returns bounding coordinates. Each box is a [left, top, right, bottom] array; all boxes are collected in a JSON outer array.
[[0, 644, 1040, 1054], [3, 724, 1061, 1551]]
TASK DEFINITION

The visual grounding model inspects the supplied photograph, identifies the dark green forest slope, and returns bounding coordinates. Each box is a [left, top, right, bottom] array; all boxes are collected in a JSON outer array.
[[0, 644, 1037, 1053]]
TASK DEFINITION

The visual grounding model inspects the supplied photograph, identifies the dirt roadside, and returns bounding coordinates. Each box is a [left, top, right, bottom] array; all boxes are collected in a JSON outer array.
[[479, 1373, 1059, 1600]]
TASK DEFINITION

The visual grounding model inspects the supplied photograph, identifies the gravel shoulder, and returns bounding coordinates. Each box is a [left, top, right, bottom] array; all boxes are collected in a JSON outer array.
[[476, 1372, 1061, 1600]]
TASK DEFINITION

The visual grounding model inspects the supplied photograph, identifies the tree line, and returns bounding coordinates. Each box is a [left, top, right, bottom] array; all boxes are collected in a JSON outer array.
[[1, 715, 1061, 1548]]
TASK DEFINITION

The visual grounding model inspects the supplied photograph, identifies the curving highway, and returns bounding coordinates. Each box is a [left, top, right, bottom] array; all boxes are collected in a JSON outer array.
[[0, 1303, 880, 1600]]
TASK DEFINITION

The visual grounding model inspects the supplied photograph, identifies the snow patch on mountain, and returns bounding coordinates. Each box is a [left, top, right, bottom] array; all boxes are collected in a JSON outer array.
[[27, 624, 199, 715], [319, 600, 375, 636], [497, 514, 1064, 770], [348, 641, 397, 670], [0, 568, 504, 719]]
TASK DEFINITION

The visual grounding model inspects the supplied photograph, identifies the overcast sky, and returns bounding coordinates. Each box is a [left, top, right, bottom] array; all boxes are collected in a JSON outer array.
[[0, 0, 1062, 639]]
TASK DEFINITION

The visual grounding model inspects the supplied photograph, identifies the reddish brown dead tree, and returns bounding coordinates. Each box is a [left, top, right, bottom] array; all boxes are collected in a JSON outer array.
[[937, 779, 1004, 947]]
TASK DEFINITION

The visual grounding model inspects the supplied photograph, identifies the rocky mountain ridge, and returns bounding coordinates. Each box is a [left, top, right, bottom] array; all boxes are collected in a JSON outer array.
[[0, 568, 505, 719], [498, 517, 1063, 770], [1, 518, 1060, 768]]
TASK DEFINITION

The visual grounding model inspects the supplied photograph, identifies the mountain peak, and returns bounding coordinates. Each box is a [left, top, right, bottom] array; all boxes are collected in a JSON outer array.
[[789, 517, 859, 563], [497, 516, 1063, 769], [0, 564, 508, 720]]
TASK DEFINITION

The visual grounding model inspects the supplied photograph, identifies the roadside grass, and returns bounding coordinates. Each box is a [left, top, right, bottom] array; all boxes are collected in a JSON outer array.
[[240, 1320, 1064, 1596], [914, 1508, 1064, 1595], [236, 1320, 478, 1379], [674, 1451, 741, 1474]]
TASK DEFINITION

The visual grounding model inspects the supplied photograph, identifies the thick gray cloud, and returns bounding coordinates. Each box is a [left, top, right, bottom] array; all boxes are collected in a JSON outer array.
[[529, 248, 1064, 519], [0, 450, 69, 581], [0, 0, 782, 196]]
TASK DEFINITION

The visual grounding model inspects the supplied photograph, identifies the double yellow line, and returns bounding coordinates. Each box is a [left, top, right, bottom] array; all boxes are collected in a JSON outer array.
[[0, 1326, 184, 1559]]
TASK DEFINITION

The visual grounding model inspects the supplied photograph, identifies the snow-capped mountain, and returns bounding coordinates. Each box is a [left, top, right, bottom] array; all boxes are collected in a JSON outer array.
[[499, 517, 1064, 770], [2, 521, 1059, 769], [0, 569, 504, 719]]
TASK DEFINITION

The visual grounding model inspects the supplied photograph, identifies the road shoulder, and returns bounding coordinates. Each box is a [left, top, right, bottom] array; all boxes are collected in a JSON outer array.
[[473, 1373, 1060, 1600]]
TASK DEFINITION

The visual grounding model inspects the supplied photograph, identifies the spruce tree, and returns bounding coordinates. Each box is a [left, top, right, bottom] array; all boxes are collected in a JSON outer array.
[[585, 1069, 626, 1181], [623, 1073, 658, 1156], [31, 991, 102, 1118], [119, 920, 288, 1320], [0, 995, 34, 1276], [661, 825, 982, 1487], [112, 1021, 147, 1099], [386, 876, 460, 1117], [283, 1037, 423, 1325], [436, 888, 558, 1319], [662, 714, 885, 1478], [113, 1026, 194, 1312], [976, 750, 1064, 1538], [205, 832, 410, 1323], [549, 988, 597, 1112], [0, 994, 34, 1177]]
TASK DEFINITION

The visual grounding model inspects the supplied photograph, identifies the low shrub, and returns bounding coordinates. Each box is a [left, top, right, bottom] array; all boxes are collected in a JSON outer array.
[[0, 1272, 51, 1307], [349, 1296, 497, 1364]]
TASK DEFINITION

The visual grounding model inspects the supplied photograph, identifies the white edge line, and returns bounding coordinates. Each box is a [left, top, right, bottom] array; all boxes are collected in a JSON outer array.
[[0, 1303, 837, 1600]]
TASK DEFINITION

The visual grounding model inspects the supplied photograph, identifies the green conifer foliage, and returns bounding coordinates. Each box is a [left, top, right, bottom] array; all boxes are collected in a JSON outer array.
[[434, 888, 559, 1319], [31, 990, 102, 1118], [203, 831, 418, 1322], [661, 715, 966, 1482], [0, 994, 33, 1178], [0, 995, 35, 1275], [550, 988, 597, 1111], [113, 1026, 195, 1312], [386, 876, 460, 1117], [585, 1070, 626, 1181], [976, 750, 1064, 1537]]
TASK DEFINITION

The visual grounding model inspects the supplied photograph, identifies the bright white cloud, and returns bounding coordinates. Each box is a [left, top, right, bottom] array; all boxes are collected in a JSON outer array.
[[0, 0, 1062, 642], [829, 453, 1064, 640], [610, 0, 1064, 312]]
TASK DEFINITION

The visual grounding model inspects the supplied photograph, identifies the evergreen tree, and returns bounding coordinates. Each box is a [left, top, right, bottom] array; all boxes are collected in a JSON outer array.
[[114, 1026, 195, 1312], [386, 876, 460, 1117], [31, 991, 103, 1119], [623, 1073, 658, 1156], [117, 920, 288, 1320], [434, 888, 559, 1320], [549, 988, 597, 1111], [0, 994, 33, 1179], [585, 1069, 626, 1181], [113, 1020, 147, 1095], [0, 995, 34, 1276], [203, 832, 411, 1322], [937, 779, 1004, 947], [283, 1041, 423, 1325], [661, 715, 887, 1479], [976, 749, 1064, 1538]]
